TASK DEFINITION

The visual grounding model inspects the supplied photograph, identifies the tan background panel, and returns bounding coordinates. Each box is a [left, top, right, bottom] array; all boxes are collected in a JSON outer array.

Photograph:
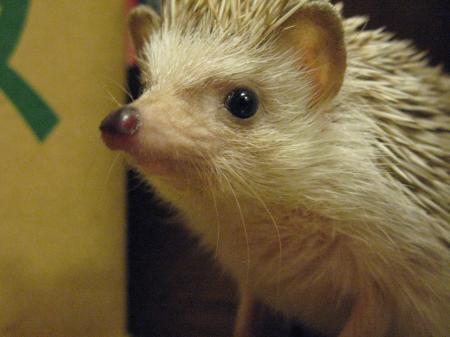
[[0, 1, 126, 336]]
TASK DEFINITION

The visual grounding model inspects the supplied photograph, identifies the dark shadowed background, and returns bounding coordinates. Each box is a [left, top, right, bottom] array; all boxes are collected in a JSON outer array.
[[126, 1, 450, 336]]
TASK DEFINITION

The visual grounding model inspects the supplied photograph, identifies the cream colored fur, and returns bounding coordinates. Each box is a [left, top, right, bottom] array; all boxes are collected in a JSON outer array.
[[123, 1, 450, 336]]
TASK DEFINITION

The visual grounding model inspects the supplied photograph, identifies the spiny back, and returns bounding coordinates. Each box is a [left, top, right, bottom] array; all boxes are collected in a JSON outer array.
[[342, 13, 450, 226]]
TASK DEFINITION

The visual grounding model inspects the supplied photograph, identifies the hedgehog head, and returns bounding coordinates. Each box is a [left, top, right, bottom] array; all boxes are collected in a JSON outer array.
[[104, 0, 347, 207]]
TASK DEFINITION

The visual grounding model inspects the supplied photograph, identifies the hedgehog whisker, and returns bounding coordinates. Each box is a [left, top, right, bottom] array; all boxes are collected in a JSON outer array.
[[102, 76, 134, 102], [207, 173, 221, 260], [233, 171, 284, 308], [127, 168, 151, 193], [84, 86, 122, 202], [223, 167, 251, 287], [104, 153, 124, 189], [104, 89, 124, 109]]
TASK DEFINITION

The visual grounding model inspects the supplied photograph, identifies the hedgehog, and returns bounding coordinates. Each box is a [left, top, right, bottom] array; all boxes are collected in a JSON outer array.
[[100, 1, 450, 336]]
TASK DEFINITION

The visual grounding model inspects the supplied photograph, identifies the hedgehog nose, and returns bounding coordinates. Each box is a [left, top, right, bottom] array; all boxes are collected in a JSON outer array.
[[100, 106, 141, 136]]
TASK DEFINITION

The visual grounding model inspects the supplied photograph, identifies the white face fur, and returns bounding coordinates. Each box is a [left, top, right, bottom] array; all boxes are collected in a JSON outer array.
[[130, 27, 334, 206]]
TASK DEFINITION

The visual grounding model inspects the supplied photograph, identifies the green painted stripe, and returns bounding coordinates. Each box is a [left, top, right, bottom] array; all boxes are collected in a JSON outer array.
[[0, 0, 29, 63], [0, 64, 59, 141], [0, 0, 60, 142]]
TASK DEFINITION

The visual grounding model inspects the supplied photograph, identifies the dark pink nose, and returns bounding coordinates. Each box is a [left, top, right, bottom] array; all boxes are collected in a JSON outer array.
[[100, 106, 141, 136]]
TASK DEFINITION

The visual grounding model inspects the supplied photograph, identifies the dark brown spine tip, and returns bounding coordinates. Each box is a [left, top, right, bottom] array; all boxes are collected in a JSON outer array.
[[100, 106, 141, 136]]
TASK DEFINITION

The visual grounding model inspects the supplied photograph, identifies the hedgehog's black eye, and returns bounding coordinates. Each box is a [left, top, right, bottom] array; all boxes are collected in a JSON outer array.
[[224, 88, 259, 119]]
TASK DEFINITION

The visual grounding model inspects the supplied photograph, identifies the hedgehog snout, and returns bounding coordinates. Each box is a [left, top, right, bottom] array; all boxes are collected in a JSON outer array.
[[100, 106, 142, 151], [100, 106, 141, 136]]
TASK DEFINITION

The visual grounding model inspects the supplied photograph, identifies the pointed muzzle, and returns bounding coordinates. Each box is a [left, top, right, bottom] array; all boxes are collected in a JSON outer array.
[[100, 106, 141, 136]]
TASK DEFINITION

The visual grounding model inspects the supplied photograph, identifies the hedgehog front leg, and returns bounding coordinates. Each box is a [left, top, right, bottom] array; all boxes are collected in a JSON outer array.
[[338, 294, 392, 337], [233, 288, 256, 337]]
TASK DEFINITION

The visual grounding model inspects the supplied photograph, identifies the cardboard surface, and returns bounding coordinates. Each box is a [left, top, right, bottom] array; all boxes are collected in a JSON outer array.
[[0, 1, 126, 336]]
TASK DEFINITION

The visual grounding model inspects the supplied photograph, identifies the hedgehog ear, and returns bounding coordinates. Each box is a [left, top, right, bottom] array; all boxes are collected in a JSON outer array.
[[128, 5, 161, 56], [278, 2, 346, 107]]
